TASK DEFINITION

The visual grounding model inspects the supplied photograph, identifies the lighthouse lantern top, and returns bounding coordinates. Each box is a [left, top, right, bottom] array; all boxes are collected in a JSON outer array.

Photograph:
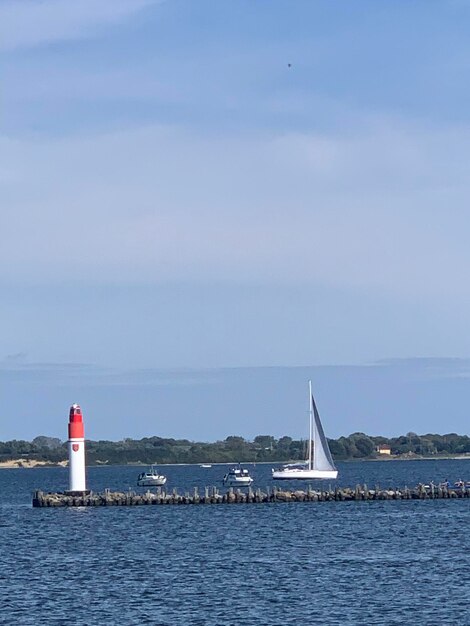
[[69, 404, 83, 422]]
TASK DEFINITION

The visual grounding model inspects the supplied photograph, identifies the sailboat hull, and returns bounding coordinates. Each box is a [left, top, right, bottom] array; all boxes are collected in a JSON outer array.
[[272, 468, 338, 480]]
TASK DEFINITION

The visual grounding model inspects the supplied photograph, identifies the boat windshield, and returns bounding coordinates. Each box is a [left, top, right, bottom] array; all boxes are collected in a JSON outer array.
[[280, 463, 308, 470]]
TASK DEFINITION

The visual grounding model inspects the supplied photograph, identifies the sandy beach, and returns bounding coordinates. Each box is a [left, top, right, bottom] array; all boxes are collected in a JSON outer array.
[[0, 459, 68, 469]]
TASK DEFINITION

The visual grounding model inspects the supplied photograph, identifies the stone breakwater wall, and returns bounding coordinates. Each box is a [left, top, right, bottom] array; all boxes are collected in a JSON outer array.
[[33, 484, 470, 507]]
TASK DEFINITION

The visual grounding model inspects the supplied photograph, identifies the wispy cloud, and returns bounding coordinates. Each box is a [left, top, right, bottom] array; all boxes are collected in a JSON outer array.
[[1, 119, 470, 300], [2, 359, 470, 440], [3, 352, 28, 363], [0, 0, 159, 51]]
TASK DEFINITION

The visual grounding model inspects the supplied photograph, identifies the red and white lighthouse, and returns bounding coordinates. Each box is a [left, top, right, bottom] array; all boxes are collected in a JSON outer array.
[[68, 403, 86, 492]]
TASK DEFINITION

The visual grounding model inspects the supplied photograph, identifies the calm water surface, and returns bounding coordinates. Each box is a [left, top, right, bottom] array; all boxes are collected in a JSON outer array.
[[1, 460, 469, 625]]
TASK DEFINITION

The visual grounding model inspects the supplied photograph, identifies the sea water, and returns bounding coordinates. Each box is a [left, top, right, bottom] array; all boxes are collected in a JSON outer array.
[[1, 459, 469, 625]]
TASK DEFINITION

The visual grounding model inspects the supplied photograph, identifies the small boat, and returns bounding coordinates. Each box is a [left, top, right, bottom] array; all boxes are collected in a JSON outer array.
[[137, 466, 167, 487], [223, 465, 253, 487], [272, 381, 338, 480], [199, 464, 212, 468]]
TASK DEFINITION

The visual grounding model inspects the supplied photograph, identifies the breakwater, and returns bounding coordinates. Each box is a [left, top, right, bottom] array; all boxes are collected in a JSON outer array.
[[32, 483, 470, 507]]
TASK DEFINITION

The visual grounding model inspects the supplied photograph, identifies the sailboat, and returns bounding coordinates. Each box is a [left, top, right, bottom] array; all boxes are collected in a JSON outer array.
[[272, 381, 338, 480]]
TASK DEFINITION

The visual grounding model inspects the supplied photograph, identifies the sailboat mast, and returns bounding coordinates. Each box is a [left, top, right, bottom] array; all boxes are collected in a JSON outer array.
[[308, 380, 313, 470]]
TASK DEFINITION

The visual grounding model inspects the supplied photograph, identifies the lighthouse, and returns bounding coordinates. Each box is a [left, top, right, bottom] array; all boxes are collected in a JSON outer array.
[[67, 403, 87, 493]]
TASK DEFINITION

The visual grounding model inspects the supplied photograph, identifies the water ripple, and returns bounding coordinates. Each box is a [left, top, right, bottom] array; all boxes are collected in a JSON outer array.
[[1, 462, 470, 625]]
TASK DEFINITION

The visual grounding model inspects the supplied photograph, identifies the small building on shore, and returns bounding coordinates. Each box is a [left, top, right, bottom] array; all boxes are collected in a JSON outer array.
[[376, 444, 392, 456]]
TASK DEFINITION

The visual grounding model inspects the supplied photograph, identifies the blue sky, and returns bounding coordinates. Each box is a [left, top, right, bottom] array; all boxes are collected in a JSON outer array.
[[2, 0, 470, 440]]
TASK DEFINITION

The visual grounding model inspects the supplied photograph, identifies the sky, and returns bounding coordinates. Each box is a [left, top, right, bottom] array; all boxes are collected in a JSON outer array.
[[2, 0, 470, 441]]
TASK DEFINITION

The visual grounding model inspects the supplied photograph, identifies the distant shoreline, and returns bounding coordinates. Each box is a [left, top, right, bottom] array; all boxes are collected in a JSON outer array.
[[355, 454, 470, 462], [2, 432, 469, 467]]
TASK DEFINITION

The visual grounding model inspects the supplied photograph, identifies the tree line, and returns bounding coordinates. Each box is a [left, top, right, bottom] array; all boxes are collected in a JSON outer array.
[[0, 432, 469, 465]]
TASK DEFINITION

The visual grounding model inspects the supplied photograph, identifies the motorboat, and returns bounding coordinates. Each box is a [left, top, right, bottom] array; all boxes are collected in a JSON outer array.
[[272, 381, 338, 480], [199, 464, 212, 468], [223, 465, 253, 487], [137, 466, 167, 487]]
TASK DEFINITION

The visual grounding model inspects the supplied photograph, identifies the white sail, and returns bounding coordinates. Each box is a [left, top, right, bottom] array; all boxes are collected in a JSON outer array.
[[311, 394, 337, 472]]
